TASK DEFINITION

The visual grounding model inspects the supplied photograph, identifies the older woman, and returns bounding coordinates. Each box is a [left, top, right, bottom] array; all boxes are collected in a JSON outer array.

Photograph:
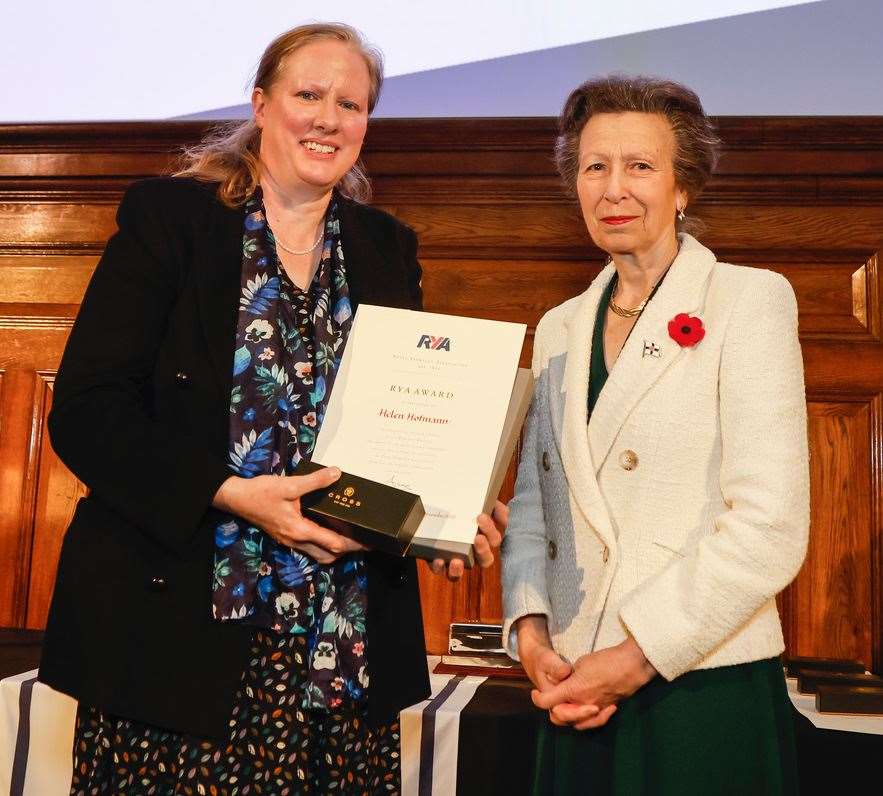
[[39, 23, 502, 795], [502, 76, 808, 795]]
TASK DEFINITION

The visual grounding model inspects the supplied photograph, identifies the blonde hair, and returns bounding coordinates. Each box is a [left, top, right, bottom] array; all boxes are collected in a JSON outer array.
[[175, 23, 383, 206]]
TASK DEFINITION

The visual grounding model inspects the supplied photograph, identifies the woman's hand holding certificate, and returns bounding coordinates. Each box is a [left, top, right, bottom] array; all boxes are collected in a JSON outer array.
[[312, 305, 529, 565], [431, 499, 509, 579]]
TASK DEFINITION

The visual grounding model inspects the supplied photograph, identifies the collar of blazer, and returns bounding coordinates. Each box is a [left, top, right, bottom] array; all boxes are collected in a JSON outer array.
[[195, 187, 393, 401], [560, 233, 716, 546]]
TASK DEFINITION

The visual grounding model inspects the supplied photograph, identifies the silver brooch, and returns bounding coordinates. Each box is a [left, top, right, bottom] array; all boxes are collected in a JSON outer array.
[[642, 340, 662, 359]]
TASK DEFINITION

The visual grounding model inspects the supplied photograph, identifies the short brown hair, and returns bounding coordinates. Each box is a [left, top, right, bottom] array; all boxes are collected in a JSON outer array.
[[555, 75, 721, 206], [175, 23, 383, 206]]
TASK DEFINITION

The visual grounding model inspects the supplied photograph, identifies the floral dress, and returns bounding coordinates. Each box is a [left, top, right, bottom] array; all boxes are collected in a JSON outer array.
[[70, 192, 400, 795]]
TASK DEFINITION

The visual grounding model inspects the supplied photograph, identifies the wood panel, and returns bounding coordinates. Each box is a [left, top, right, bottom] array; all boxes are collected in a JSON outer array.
[[26, 375, 88, 629], [0, 254, 96, 305], [0, 368, 35, 627], [1, 119, 882, 668], [0, 339, 71, 630], [779, 397, 878, 666], [421, 259, 605, 324]]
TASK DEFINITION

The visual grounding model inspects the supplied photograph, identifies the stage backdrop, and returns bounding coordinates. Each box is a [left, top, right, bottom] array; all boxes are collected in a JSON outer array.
[[1, 119, 882, 664]]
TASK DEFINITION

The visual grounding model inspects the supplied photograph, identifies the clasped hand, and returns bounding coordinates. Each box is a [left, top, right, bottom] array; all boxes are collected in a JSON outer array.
[[213, 469, 506, 579], [521, 627, 657, 730]]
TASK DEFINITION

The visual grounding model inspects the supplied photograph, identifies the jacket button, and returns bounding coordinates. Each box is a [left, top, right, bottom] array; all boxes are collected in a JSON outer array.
[[542, 452, 551, 471], [602, 546, 610, 563], [547, 540, 557, 560], [618, 450, 638, 471], [148, 576, 167, 592], [174, 371, 191, 388]]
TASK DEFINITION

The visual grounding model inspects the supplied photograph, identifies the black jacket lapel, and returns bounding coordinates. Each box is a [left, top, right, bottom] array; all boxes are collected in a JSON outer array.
[[196, 195, 245, 401], [337, 197, 389, 311]]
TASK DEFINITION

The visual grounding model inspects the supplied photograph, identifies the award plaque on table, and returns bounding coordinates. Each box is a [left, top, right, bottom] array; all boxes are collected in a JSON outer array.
[[305, 304, 531, 565], [433, 622, 527, 679]]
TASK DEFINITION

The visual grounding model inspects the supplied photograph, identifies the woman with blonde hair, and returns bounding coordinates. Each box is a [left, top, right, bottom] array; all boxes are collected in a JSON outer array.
[[40, 22, 503, 794]]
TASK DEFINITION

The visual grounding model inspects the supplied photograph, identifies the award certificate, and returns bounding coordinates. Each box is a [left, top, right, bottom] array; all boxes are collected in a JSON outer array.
[[313, 304, 527, 562]]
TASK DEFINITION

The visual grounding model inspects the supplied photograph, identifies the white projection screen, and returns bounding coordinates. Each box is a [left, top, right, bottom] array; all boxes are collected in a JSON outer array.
[[4, 1, 875, 120]]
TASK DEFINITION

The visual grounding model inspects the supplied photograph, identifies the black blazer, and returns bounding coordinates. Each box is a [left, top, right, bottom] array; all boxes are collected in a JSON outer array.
[[39, 177, 430, 739]]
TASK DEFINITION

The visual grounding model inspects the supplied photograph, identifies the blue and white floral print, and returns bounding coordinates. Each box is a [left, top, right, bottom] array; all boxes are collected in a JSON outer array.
[[212, 191, 369, 711]]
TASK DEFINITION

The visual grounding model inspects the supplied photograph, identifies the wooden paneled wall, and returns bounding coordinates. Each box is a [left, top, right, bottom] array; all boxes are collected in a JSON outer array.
[[1, 119, 882, 665]]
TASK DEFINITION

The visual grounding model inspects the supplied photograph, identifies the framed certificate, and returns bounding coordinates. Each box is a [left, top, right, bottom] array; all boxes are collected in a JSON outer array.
[[313, 305, 530, 564]]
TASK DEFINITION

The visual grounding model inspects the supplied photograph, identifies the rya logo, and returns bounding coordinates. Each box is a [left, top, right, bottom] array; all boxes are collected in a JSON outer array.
[[417, 334, 451, 351]]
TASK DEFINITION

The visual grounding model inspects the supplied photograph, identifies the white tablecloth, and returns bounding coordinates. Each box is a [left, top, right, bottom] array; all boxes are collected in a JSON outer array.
[[2, 664, 881, 796], [785, 676, 883, 734], [400, 660, 487, 796], [0, 671, 76, 796]]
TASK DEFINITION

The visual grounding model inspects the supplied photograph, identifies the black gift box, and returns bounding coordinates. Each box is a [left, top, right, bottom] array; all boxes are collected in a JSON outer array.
[[796, 669, 882, 694], [784, 655, 866, 677], [816, 685, 883, 715], [294, 460, 425, 556]]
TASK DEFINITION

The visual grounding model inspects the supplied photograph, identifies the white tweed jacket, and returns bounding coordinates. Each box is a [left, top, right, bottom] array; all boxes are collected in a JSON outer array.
[[501, 234, 810, 681]]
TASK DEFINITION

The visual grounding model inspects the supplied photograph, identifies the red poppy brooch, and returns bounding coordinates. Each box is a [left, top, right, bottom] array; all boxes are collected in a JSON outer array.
[[668, 313, 705, 347]]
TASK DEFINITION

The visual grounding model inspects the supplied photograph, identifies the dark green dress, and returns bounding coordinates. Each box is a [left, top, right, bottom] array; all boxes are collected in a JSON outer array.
[[531, 275, 799, 796]]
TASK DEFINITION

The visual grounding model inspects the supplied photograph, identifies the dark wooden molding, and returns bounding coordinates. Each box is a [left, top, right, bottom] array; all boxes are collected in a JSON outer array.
[[0, 121, 213, 151], [4, 116, 883, 150], [1, 117, 881, 157], [2, 119, 882, 209]]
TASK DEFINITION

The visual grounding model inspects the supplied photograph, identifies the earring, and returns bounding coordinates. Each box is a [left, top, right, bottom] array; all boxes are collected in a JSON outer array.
[[677, 208, 686, 222]]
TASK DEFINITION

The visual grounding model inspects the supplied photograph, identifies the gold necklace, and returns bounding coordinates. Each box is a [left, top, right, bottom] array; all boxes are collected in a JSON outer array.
[[608, 271, 655, 318], [607, 248, 679, 318], [609, 292, 650, 318]]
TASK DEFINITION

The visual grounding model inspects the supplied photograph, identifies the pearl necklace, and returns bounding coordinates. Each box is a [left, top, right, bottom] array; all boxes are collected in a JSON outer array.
[[272, 227, 324, 256]]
